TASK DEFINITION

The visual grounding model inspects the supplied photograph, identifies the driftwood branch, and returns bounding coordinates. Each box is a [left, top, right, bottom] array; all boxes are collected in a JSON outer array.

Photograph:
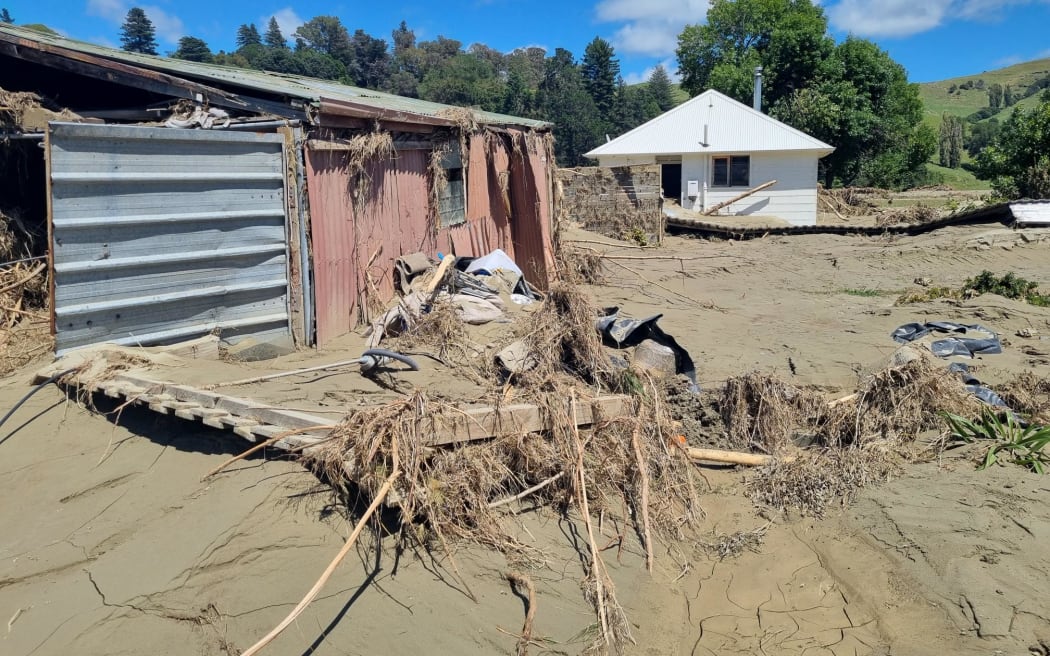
[[239, 435, 401, 656], [703, 180, 777, 216], [488, 472, 565, 509], [506, 572, 537, 656], [205, 359, 366, 389], [685, 447, 796, 466], [201, 425, 336, 480]]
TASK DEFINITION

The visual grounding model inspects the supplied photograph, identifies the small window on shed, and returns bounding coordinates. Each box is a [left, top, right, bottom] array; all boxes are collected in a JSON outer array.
[[437, 148, 466, 227], [712, 155, 750, 187]]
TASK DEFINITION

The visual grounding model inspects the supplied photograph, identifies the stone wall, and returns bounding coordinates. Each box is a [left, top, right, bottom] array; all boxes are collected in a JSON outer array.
[[556, 165, 663, 244]]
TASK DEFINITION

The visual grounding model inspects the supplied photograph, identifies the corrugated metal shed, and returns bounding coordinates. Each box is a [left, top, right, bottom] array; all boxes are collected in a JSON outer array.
[[0, 23, 550, 130], [585, 90, 834, 158], [49, 123, 291, 353]]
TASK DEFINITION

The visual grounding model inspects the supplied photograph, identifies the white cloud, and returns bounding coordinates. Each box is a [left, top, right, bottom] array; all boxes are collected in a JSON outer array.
[[594, 0, 711, 58], [86, 0, 185, 43], [623, 58, 681, 85], [826, 0, 1050, 38], [258, 7, 304, 40]]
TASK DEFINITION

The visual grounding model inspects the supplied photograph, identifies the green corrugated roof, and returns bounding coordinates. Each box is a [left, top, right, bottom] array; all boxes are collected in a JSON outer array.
[[0, 23, 550, 129]]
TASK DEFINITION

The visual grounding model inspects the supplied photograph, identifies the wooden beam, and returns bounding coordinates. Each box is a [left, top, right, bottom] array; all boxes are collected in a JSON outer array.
[[427, 395, 630, 446], [0, 38, 306, 120], [110, 373, 334, 431], [703, 179, 777, 216], [280, 126, 306, 348], [685, 447, 796, 466]]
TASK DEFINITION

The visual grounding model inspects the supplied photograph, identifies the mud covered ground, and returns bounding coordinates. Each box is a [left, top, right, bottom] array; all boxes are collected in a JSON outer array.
[[3, 217, 1050, 655]]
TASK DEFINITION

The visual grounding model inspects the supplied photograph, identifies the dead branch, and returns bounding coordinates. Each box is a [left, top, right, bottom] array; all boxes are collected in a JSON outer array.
[[0, 263, 45, 295], [201, 425, 336, 480], [488, 472, 565, 509], [629, 423, 654, 573], [239, 434, 401, 656], [506, 571, 537, 656]]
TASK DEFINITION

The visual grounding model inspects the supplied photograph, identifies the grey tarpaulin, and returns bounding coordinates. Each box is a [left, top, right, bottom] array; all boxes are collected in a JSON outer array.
[[891, 321, 1002, 358], [947, 362, 1010, 408], [596, 308, 700, 393]]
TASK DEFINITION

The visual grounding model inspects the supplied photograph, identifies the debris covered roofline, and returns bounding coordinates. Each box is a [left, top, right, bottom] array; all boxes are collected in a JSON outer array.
[[0, 23, 551, 131]]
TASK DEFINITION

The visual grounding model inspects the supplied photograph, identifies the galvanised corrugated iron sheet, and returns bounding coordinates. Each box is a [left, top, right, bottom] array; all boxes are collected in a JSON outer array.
[[0, 24, 549, 130], [49, 123, 291, 353], [586, 90, 835, 158]]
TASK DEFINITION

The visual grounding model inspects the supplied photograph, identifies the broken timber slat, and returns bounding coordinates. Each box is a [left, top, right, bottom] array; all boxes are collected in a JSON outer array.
[[427, 395, 630, 447], [73, 373, 632, 454], [110, 373, 333, 431]]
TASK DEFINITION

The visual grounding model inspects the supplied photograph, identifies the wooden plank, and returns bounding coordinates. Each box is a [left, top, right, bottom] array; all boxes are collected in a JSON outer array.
[[87, 373, 630, 451], [280, 126, 306, 348], [427, 395, 630, 447], [111, 374, 334, 431]]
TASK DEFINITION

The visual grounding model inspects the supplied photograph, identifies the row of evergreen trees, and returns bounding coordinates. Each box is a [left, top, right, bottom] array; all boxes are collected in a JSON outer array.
[[113, 7, 676, 166]]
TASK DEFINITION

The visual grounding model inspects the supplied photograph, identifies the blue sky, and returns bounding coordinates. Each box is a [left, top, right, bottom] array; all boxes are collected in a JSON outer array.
[[5, 0, 1050, 83]]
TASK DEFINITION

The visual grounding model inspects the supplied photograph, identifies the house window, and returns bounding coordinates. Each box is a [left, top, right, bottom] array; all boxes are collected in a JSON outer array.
[[712, 155, 750, 187], [437, 148, 466, 227]]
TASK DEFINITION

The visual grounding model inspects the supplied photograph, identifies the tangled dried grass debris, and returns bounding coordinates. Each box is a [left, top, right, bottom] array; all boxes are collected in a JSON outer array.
[[747, 445, 900, 518], [876, 204, 940, 227], [723, 359, 985, 515]]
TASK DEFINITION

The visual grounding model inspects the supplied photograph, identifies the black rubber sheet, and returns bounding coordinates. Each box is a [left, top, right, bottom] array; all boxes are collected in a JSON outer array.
[[891, 321, 1002, 358], [596, 308, 700, 393]]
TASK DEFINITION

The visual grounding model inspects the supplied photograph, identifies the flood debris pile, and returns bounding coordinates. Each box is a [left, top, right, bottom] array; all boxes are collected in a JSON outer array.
[[718, 355, 986, 516], [310, 251, 704, 655], [0, 85, 80, 132], [557, 166, 664, 246], [876, 203, 940, 227], [0, 206, 50, 375], [817, 185, 883, 218]]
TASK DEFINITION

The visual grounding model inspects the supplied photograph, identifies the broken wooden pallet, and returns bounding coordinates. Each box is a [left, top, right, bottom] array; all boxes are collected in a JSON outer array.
[[68, 372, 631, 451]]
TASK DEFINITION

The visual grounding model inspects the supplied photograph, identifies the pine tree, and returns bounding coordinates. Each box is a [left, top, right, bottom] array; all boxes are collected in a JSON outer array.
[[120, 7, 158, 55], [0, 8, 13, 23], [581, 37, 619, 121], [264, 17, 287, 49], [647, 65, 675, 112], [236, 23, 261, 48], [173, 36, 214, 62]]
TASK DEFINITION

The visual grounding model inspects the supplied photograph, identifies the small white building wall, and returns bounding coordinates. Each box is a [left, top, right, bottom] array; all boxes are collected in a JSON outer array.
[[680, 151, 821, 226]]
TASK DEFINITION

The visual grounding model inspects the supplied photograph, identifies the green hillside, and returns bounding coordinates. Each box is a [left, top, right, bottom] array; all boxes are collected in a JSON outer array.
[[919, 57, 1050, 131]]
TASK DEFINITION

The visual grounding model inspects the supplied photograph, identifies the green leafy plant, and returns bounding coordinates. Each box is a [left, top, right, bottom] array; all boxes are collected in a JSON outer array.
[[964, 271, 1050, 306], [943, 410, 1050, 473]]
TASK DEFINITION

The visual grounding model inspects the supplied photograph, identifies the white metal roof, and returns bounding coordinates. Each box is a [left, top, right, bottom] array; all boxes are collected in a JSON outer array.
[[585, 89, 834, 158]]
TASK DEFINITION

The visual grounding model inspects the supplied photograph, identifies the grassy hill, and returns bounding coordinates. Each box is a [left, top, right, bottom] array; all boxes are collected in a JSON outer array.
[[917, 57, 1050, 190], [918, 57, 1050, 131]]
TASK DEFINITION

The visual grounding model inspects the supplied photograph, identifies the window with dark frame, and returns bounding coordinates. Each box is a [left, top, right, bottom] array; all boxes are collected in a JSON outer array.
[[437, 148, 466, 227], [711, 155, 750, 187]]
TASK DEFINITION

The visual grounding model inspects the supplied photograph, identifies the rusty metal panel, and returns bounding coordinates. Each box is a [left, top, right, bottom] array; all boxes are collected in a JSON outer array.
[[48, 122, 291, 354], [305, 148, 357, 347], [506, 131, 554, 289]]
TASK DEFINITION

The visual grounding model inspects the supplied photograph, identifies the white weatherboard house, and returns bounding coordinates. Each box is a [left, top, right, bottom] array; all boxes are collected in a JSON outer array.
[[585, 89, 834, 226]]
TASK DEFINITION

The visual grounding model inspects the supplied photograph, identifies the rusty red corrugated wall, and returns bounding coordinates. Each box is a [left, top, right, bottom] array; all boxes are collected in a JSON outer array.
[[305, 128, 554, 347]]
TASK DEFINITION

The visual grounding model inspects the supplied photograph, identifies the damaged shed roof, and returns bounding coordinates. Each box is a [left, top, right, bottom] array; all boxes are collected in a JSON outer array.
[[0, 23, 550, 130]]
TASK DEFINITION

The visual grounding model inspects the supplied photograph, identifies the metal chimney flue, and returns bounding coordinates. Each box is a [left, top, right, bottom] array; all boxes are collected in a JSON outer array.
[[753, 66, 763, 112]]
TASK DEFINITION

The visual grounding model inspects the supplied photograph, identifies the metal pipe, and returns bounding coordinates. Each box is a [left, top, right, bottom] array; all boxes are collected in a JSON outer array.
[[753, 67, 763, 112], [0, 132, 45, 140], [218, 120, 301, 131]]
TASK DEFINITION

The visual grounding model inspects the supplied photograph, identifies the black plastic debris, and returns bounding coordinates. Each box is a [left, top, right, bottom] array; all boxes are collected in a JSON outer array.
[[891, 321, 1002, 358], [596, 308, 700, 393]]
